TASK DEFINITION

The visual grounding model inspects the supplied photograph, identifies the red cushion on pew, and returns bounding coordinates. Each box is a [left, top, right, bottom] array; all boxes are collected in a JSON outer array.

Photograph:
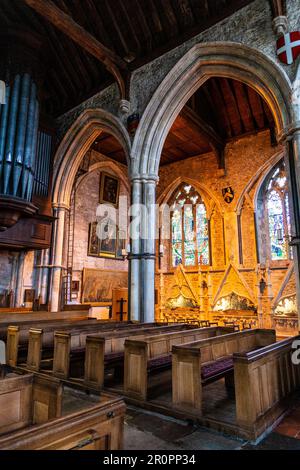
[[104, 351, 124, 362], [201, 356, 233, 380], [147, 354, 172, 370]]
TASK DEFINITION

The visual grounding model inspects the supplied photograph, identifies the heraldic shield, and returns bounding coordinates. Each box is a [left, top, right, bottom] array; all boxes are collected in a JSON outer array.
[[222, 187, 234, 204]]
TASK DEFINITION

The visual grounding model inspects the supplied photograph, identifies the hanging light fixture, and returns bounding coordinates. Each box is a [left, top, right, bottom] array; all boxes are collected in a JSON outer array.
[[0, 80, 6, 104]]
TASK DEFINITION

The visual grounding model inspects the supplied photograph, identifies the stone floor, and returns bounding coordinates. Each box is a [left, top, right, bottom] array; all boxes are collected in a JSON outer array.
[[124, 403, 300, 450], [63, 387, 300, 451]]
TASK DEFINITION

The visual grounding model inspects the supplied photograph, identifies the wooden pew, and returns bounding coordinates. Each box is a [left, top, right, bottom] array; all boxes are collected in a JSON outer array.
[[0, 366, 62, 435], [5, 319, 100, 366], [0, 394, 125, 450], [234, 335, 300, 439], [124, 326, 234, 401], [171, 329, 276, 416], [24, 322, 181, 375], [7, 321, 165, 367], [83, 323, 195, 390], [45, 324, 193, 387], [0, 316, 97, 341]]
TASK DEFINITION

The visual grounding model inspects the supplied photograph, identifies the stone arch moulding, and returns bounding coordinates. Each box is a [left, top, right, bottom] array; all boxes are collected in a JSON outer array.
[[53, 108, 131, 208], [235, 150, 285, 216], [74, 161, 130, 195], [131, 42, 292, 178], [157, 176, 224, 218]]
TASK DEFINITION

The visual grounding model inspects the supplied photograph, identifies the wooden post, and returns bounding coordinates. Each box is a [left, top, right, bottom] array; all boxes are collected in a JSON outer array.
[[84, 336, 105, 390], [27, 328, 43, 371], [172, 347, 202, 414], [124, 339, 148, 400], [6, 326, 20, 367], [52, 332, 71, 379]]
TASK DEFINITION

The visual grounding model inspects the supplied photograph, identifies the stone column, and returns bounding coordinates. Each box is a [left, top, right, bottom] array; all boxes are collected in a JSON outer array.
[[141, 179, 157, 323], [15, 252, 26, 307], [49, 204, 68, 313], [284, 91, 300, 331], [128, 179, 142, 321]]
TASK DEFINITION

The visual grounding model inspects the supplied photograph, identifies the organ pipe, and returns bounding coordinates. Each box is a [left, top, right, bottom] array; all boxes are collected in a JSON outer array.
[[0, 73, 42, 202]]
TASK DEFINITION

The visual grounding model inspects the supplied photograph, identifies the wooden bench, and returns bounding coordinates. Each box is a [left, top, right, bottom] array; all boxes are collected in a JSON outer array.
[[124, 326, 234, 401], [172, 329, 276, 417], [34, 324, 193, 390], [0, 393, 125, 450], [7, 321, 164, 367], [0, 316, 97, 341], [23, 322, 180, 375], [0, 365, 62, 435], [234, 335, 300, 439]]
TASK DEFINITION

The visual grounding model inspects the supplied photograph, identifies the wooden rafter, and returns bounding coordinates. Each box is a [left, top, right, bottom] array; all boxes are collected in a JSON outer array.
[[23, 0, 129, 99], [268, 0, 286, 18], [180, 106, 225, 168]]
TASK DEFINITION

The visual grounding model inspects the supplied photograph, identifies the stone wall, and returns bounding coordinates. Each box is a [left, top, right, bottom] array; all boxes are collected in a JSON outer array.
[[69, 152, 129, 303]]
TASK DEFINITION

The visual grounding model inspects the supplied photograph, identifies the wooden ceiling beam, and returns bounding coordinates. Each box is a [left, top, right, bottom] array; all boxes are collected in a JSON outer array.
[[180, 106, 225, 168], [268, 0, 286, 18], [23, 0, 129, 99]]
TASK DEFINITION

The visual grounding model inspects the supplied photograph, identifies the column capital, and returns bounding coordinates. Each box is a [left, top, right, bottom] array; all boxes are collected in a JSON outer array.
[[130, 174, 159, 184], [279, 121, 300, 142], [52, 202, 70, 211]]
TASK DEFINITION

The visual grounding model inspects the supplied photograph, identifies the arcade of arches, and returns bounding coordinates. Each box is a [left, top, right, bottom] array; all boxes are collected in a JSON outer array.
[[1, 0, 300, 451]]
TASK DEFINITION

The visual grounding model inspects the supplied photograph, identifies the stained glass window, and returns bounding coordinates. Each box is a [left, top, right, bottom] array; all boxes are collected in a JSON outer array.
[[170, 184, 210, 268], [266, 163, 291, 261]]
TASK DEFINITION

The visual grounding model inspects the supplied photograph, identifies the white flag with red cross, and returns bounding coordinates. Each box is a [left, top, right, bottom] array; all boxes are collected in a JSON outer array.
[[277, 32, 300, 65]]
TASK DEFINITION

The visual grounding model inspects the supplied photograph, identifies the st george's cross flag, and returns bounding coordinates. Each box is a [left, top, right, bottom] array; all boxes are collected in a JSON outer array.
[[277, 32, 300, 65]]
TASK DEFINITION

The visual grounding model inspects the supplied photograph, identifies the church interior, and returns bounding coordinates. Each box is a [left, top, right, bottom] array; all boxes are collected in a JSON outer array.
[[0, 0, 300, 453]]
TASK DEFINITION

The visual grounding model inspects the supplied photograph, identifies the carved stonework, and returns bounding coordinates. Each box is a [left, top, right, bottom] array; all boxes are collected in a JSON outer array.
[[213, 292, 256, 312], [274, 294, 297, 316]]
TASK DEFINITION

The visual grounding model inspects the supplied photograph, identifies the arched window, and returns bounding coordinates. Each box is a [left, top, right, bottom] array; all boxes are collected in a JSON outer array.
[[266, 163, 291, 260], [170, 183, 210, 267]]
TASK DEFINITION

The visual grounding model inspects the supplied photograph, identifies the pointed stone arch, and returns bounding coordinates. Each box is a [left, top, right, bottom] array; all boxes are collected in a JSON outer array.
[[53, 108, 131, 209], [131, 42, 292, 178]]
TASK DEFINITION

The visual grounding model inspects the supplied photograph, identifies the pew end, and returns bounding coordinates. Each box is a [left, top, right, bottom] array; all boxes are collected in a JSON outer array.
[[6, 326, 20, 367]]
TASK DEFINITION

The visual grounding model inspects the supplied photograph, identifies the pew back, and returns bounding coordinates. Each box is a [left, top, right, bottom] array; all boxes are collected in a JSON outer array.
[[0, 368, 62, 436], [173, 328, 276, 362], [172, 329, 276, 415], [51, 324, 192, 383], [0, 394, 125, 450], [234, 335, 300, 439], [7, 321, 166, 367], [124, 327, 234, 400]]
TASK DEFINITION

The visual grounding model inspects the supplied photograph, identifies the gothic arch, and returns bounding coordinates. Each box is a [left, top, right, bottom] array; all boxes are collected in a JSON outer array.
[[131, 42, 292, 178], [53, 108, 131, 208], [157, 176, 224, 218], [74, 160, 130, 195], [235, 150, 285, 216]]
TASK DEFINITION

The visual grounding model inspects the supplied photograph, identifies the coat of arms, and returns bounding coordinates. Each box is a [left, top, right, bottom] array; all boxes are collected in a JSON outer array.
[[222, 187, 234, 204]]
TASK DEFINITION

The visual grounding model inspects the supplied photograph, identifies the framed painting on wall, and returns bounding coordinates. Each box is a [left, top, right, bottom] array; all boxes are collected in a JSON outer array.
[[99, 172, 120, 207], [82, 268, 128, 304], [88, 222, 99, 257]]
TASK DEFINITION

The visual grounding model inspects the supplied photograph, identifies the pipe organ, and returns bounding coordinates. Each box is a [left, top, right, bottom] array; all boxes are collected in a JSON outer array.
[[0, 33, 54, 249]]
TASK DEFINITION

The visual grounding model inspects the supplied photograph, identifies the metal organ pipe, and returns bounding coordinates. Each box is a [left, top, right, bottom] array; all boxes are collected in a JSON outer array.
[[0, 84, 10, 186], [3, 75, 21, 194], [22, 82, 37, 199], [0, 74, 40, 202], [14, 73, 31, 196]]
